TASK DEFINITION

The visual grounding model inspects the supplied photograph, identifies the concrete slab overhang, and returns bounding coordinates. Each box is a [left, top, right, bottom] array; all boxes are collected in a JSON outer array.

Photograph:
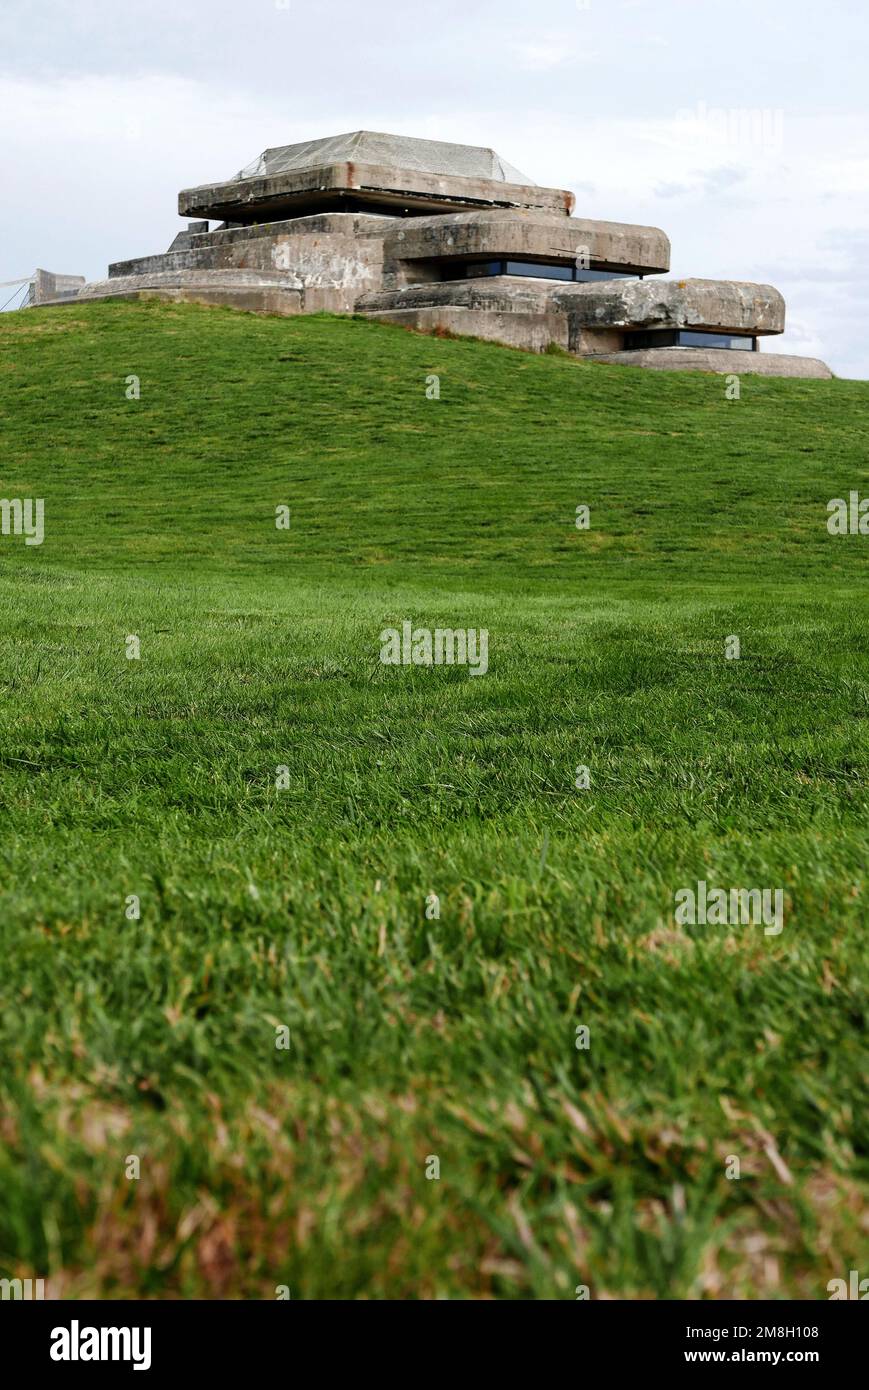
[[179, 162, 575, 223], [552, 277, 786, 335], [383, 211, 670, 276], [355, 274, 807, 366], [359, 272, 784, 333]]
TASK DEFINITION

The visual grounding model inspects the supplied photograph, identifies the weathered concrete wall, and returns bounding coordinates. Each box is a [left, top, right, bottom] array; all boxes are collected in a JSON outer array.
[[571, 326, 625, 354], [111, 212, 389, 274], [363, 305, 568, 353], [109, 213, 387, 313], [358, 278, 572, 349], [382, 211, 670, 286], [554, 277, 786, 336], [268, 234, 382, 305], [586, 348, 832, 378], [31, 269, 86, 304], [358, 275, 561, 317]]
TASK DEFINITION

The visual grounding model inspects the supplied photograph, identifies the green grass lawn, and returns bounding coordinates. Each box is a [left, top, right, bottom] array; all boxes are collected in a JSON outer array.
[[0, 299, 867, 1299]]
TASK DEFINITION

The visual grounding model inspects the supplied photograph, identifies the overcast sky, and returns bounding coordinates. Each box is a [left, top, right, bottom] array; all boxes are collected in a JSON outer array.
[[2, 0, 867, 376]]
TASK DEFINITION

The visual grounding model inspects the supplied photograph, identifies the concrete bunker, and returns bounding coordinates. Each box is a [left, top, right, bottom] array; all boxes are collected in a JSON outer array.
[[33, 129, 831, 379]]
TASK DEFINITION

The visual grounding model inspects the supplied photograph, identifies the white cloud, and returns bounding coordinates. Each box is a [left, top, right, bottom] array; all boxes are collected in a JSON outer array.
[[510, 41, 581, 72]]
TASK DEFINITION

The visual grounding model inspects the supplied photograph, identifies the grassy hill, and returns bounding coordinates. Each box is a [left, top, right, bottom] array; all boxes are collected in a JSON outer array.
[[0, 299, 867, 1299]]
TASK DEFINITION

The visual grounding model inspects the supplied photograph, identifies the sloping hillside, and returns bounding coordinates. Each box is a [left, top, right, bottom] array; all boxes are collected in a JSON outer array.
[[3, 300, 868, 583], [0, 301, 866, 1299]]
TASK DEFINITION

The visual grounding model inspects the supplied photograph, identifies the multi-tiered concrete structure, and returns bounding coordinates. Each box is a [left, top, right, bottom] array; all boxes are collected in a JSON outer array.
[[42, 131, 831, 378]]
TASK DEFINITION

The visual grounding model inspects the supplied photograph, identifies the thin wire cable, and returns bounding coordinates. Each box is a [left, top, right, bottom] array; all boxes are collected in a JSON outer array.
[[0, 281, 31, 312]]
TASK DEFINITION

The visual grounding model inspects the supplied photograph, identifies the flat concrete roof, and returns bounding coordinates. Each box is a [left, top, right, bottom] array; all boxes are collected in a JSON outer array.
[[179, 132, 574, 223]]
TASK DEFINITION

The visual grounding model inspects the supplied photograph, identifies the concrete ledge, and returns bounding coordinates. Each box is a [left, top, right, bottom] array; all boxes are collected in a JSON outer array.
[[587, 348, 833, 378], [383, 210, 669, 277], [76, 269, 305, 315], [554, 277, 786, 335], [180, 161, 574, 223]]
